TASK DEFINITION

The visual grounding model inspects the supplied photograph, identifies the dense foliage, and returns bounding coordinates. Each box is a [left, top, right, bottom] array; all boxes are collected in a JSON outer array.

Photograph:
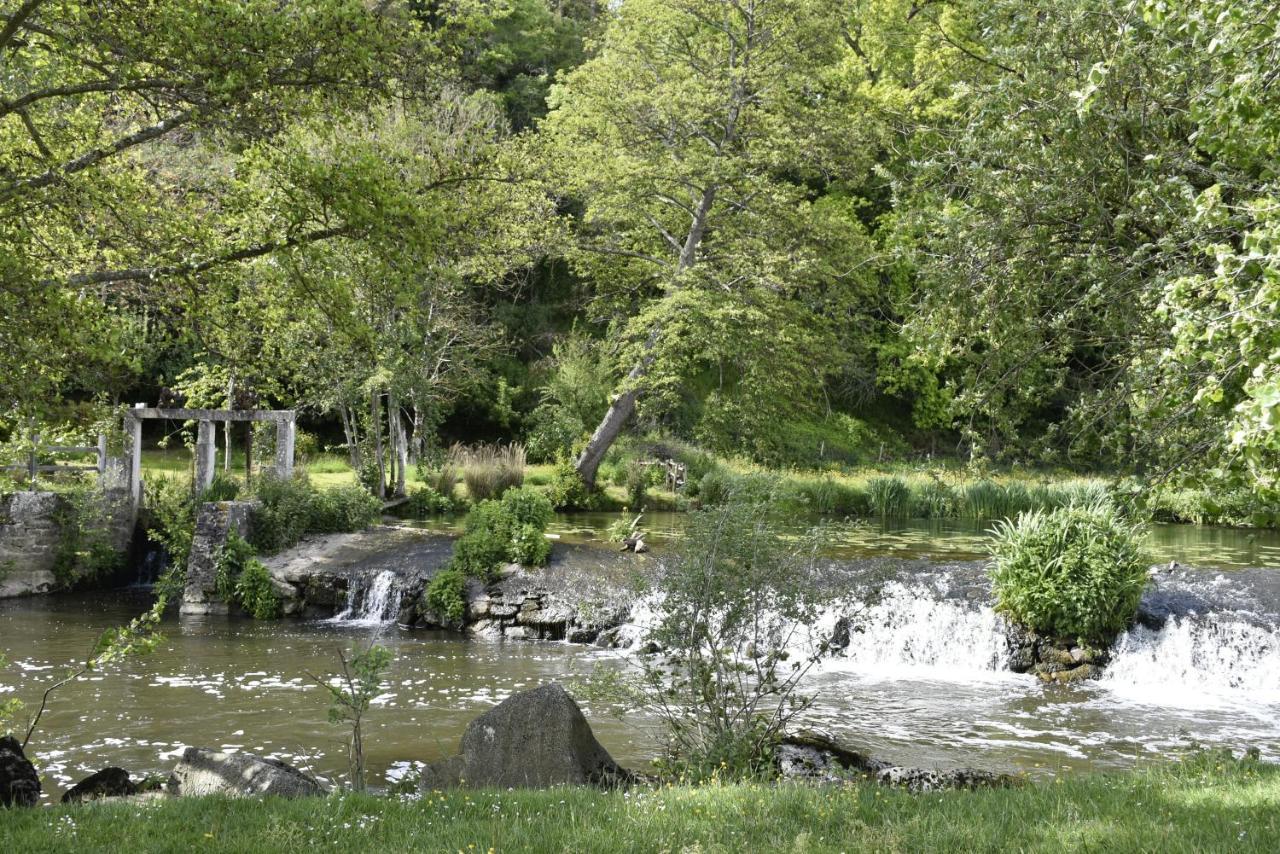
[[248, 475, 380, 554], [5, 0, 1280, 513], [990, 502, 1149, 643]]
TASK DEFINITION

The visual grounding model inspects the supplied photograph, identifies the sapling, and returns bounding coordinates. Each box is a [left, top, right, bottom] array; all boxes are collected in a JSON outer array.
[[307, 644, 393, 792]]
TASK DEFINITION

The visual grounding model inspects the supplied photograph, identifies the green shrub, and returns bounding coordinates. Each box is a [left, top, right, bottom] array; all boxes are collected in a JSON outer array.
[[990, 502, 1149, 643], [144, 475, 197, 583], [249, 475, 378, 554], [545, 458, 598, 510], [235, 558, 280, 620], [867, 476, 911, 517], [202, 474, 240, 502], [624, 460, 649, 508], [697, 469, 735, 506], [501, 486, 554, 529], [216, 533, 279, 620], [403, 486, 453, 518], [424, 567, 468, 624], [310, 485, 381, 533], [447, 487, 555, 581], [509, 522, 552, 566]]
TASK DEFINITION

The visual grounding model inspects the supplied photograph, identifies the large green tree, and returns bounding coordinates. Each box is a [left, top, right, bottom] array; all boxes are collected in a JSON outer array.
[[541, 0, 877, 484]]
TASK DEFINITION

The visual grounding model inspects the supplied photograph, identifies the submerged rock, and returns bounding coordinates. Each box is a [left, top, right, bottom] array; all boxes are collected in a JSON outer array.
[[0, 734, 40, 807], [62, 766, 138, 803], [775, 730, 1015, 793], [421, 684, 630, 789], [167, 748, 325, 798]]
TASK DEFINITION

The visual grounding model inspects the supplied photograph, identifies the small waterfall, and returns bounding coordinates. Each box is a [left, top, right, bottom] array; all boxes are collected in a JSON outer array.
[[1101, 616, 1280, 707], [830, 581, 1008, 675], [329, 571, 405, 625]]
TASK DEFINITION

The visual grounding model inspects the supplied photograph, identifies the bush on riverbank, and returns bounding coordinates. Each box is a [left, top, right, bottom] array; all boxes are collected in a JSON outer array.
[[249, 475, 380, 554], [2, 752, 1274, 853], [990, 501, 1148, 644], [448, 487, 554, 580], [214, 533, 279, 619]]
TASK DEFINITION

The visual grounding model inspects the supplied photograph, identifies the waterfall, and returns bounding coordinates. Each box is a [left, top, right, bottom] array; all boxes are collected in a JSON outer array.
[[828, 581, 1008, 675], [1100, 616, 1280, 707], [329, 571, 404, 626]]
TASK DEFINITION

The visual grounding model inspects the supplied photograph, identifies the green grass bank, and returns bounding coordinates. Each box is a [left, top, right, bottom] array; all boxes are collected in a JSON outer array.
[[3, 757, 1276, 853]]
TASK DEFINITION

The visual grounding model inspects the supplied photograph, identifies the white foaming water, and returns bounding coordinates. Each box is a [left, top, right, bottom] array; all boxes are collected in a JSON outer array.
[[1100, 616, 1280, 709], [329, 571, 404, 625], [825, 582, 1008, 677]]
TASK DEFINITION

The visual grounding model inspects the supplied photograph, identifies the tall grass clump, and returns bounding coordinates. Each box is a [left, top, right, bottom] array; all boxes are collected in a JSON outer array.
[[423, 457, 460, 501], [453, 442, 525, 502], [990, 501, 1148, 644], [958, 480, 1016, 520], [910, 479, 955, 518], [787, 476, 867, 517], [866, 476, 911, 518]]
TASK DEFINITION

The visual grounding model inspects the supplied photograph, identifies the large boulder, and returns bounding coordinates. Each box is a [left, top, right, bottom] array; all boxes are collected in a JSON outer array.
[[62, 766, 138, 803], [167, 748, 325, 798], [0, 735, 40, 807], [422, 684, 629, 789]]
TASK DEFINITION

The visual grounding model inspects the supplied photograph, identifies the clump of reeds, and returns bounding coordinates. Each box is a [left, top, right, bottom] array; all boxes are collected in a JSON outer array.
[[452, 442, 525, 502]]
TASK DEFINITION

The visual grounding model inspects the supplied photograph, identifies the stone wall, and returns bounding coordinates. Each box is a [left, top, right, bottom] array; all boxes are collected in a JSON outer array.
[[180, 501, 257, 616], [0, 490, 135, 599], [0, 492, 64, 598]]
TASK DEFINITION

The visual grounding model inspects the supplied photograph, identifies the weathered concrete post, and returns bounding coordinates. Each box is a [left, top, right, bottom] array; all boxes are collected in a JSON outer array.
[[127, 404, 144, 509], [195, 420, 217, 494], [274, 416, 296, 480]]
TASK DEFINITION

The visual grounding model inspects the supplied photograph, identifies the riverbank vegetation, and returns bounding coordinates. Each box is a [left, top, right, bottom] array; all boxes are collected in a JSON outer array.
[[1, 753, 1275, 853]]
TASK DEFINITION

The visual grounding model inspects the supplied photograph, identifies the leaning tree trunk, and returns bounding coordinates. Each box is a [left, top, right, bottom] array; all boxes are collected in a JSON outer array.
[[574, 185, 718, 488], [339, 404, 362, 470], [370, 390, 386, 500]]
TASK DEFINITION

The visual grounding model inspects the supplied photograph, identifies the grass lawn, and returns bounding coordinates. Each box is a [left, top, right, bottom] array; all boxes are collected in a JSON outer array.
[[1, 758, 1276, 853]]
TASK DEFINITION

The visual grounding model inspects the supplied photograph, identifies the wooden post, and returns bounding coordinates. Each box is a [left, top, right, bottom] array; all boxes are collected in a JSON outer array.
[[274, 416, 296, 480], [195, 420, 216, 494]]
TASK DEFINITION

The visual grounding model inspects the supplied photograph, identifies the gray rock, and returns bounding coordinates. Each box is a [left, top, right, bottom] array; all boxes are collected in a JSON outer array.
[[167, 748, 325, 798], [775, 731, 1015, 793], [0, 734, 40, 807], [421, 684, 629, 789], [62, 766, 137, 803]]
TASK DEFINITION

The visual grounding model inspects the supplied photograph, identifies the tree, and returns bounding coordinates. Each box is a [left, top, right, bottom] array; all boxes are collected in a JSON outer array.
[[307, 644, 394, 793], [540, 0, 875, 485], [0, 0, 403, 408]]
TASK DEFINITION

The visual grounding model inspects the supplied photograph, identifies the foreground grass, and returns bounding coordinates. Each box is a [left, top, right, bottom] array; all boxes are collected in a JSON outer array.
[[3, 760, 1277, 853]]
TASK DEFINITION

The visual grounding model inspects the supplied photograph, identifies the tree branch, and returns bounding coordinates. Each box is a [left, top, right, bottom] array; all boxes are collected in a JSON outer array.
[[0, 0, 44, 53], [59, 224, 357, 288], [1, 109, 194, 203]]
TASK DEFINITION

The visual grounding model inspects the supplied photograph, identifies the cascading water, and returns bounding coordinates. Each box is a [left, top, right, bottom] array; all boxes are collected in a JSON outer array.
[[829, 581, 1008, 675], [329, 570, 404, 625], [1100, 616, 1280, 707]]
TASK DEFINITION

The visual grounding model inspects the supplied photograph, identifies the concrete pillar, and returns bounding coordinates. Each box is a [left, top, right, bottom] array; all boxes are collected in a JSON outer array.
[[127, 404, 144, 508], [195, 420, 216, 494], [274, 416, 296, 479]]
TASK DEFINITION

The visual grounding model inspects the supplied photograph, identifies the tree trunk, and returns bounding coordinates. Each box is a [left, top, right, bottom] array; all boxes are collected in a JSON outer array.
[[244, 422, 253, 485], [370, 390, 386, 499], [409, 403, 425, 467], [389, 391, 407, 498], [340, 404, 361, 469], [575, 185, 717, 488]]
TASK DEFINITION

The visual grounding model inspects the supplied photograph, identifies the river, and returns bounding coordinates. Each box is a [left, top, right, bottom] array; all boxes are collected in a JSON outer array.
[[2, 515, 1278, 800]]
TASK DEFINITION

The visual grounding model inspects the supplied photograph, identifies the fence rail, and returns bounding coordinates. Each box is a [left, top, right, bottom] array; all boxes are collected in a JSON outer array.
[[1, 432, 107, 489]]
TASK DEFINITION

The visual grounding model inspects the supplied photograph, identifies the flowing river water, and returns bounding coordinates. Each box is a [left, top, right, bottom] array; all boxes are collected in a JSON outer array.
[[2, 515, 1279, 800]]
